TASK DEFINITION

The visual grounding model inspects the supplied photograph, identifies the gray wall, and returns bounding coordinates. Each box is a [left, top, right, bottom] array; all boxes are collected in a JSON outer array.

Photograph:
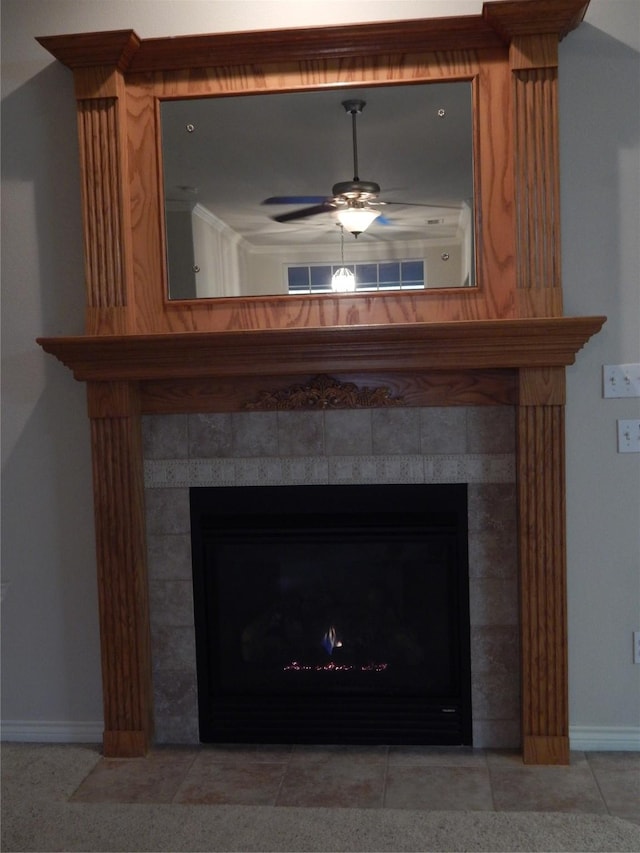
[[2, 0, 639, 748]]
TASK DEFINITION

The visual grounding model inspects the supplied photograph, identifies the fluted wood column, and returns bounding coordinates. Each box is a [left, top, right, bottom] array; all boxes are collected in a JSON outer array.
[[87, 381, 153, 756], [511, 34, 563, 318], [517, 367, 569, 764], [73, 42, 139, 335]]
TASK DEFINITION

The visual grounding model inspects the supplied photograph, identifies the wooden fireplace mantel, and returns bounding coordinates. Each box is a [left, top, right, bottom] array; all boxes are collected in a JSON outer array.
[[37, 0, 601, 764], [38, 317, 605, 384]]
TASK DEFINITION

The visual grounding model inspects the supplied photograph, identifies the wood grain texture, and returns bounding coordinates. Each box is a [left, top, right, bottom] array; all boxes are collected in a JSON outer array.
[[484, 0, 589, 42], [512, 44, 562, 317], [517, 401, 569, 764], [37, 317, 606, 383], [124, 48, 517, 335], [140, 370, 517, 414], [36, 2, 590, 73], [87, 382, 152, 757]]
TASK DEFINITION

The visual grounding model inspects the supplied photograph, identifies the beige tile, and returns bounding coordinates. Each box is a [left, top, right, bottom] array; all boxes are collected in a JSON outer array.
[[586, 751, 640, 771], [489, 755, 608, 814], [278, 758, 385, 808], [385, 765, 493, 810], [388, 746, 488, 767], [71, 749, 196, 804], [175, 754, 286, 805], [290, 745, 388, 766], [592, 768, 640, 820]]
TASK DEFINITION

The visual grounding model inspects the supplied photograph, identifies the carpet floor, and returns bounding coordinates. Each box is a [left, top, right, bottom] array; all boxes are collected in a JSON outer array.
[[2, 743, 639, 852]]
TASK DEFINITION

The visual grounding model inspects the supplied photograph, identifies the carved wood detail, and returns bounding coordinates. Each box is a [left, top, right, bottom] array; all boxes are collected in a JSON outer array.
[[243, 374, 404, 411], [140, 370, 519, 414]]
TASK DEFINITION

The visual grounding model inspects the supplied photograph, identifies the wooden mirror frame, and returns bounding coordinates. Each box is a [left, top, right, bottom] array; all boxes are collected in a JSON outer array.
[[37, 1, 607, 764], [39, 0, 590, 337]]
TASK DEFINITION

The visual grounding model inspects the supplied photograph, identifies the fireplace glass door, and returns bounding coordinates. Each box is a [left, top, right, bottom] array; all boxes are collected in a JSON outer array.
[[190, 483, 471, 745]]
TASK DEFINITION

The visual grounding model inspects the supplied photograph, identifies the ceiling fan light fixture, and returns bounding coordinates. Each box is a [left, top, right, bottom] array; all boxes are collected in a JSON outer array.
[[336, 205, 380, 236]]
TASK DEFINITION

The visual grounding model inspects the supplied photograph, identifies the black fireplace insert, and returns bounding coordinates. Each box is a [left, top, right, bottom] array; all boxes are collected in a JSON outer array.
[[190, 483, 471, 745]]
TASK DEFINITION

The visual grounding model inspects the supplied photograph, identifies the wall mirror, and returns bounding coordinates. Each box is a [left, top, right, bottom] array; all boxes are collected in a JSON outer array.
[[161, 81, 475, 300]]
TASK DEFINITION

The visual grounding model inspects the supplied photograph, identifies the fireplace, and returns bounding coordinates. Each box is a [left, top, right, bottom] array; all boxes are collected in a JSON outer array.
[[190, 483, 471, 745], [36, 2, 605, 763]]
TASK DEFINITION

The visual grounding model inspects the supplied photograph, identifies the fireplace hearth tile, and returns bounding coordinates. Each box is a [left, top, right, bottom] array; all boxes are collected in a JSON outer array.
[[387, 746, 488, 767], [289, 745, 388, 766], [384, 765, 493, 810], [488, 755, 608, 814], [175, 755, 286, 806], [277, 758, 386, 808], [71, 749, 196, 804]]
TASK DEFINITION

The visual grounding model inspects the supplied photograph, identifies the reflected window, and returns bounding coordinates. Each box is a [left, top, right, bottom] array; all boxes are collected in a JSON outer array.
[[287, 260, 425, 294]]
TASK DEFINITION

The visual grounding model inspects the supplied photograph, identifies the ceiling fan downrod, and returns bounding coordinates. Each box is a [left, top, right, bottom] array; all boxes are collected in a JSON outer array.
[[332, 100, 380, 199]]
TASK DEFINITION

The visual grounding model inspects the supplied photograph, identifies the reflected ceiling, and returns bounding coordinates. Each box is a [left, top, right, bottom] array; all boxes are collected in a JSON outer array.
[[161, 81, 473, 249]]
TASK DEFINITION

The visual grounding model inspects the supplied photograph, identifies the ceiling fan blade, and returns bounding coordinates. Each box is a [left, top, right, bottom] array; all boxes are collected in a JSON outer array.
[[382, 200, 462, 209], [263, 195, 328, 205], [272, 203, 334, 223]]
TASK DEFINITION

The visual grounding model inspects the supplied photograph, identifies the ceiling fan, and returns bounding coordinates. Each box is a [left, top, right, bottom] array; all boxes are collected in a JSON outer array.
[[263, 99, 457, 237]]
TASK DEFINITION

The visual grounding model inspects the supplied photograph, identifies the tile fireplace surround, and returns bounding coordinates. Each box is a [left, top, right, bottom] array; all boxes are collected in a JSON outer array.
[[143, 406, 519, 749]]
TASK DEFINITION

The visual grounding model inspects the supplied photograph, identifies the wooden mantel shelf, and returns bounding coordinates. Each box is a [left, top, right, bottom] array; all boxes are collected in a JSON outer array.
[[38, 316, 605, 383]]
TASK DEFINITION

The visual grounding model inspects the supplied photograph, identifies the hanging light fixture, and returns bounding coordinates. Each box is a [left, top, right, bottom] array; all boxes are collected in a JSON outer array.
[[336, 203, 380, 237], [331, 225, 356, 292]]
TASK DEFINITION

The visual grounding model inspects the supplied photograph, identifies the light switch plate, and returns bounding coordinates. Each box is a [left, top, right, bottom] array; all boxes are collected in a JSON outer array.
[[603, 364, 640, 398], [617, 419, 640, 453]]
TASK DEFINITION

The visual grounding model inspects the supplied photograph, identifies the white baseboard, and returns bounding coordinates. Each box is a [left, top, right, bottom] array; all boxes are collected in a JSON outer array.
[[1, 720, 103, 744], [570, 726, 640, 751]]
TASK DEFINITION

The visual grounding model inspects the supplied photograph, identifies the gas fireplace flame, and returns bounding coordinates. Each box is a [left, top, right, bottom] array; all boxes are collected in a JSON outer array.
[[322, 625, 343, 655]]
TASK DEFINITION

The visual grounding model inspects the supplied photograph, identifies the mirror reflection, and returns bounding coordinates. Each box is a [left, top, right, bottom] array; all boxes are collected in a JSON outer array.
[[161, 82, 475, 300]]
